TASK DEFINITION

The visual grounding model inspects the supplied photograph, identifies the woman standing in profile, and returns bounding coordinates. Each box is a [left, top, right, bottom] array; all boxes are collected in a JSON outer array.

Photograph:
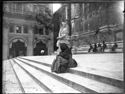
[[51, 21, 77, 73]]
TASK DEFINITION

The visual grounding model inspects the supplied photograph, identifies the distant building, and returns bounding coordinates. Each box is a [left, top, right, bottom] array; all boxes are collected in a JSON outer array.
[[80, 2, 123, 45], [54, 2, 123, 48], [3, 2, 54, 60]]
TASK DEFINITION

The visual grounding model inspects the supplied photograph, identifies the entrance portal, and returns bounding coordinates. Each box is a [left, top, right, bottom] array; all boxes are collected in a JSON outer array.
[[9, 39, 27, 58], [33, 41, 48, 56]]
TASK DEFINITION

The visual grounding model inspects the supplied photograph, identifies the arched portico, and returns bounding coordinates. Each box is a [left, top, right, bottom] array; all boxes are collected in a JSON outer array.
[[9, 38, 27, 58]]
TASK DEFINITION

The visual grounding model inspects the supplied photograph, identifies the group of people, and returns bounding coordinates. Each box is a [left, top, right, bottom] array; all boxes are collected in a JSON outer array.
[[51, 21, 77, 73], [88, 41, 118, 53], [88, 41, 107, 53]]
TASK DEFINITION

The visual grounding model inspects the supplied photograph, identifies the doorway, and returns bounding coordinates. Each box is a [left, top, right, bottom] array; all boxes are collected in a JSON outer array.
[[33, 41, 48, 56], [9, 39, 27, 58]]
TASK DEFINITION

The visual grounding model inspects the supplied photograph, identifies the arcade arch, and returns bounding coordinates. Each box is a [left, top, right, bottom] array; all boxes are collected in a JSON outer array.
[[9, 38, 27, 58], [33, 40, 48, 55]]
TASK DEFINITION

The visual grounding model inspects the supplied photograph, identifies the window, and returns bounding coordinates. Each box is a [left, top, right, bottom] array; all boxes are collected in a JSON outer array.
[[23, 25, 28, 33], [39, 28, 43, 35], [10, 3, 16, 13], [15, 3, 22, 14], [9, 24, 14, 33], [45, 29, 49, 35], [4, 3, 9, 12], [33, 25, 38, 34], [15, 26, 22, 33]]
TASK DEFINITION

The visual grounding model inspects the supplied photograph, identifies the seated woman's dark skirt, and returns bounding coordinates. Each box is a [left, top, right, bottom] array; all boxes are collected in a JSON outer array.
[[51, 56, 77, 73], [51, 56, 68, 73], [68, 57, 77, 68]]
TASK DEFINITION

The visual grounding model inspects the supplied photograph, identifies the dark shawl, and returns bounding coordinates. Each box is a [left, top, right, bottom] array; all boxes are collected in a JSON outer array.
[[58, 43, 71, 60]]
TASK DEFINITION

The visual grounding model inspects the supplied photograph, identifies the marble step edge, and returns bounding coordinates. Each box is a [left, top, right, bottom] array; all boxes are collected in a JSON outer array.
[[19, 57, 123, 88], [11, 59, 53, 93], [16, 58, 98, 93], [9, 60, 25, 93]]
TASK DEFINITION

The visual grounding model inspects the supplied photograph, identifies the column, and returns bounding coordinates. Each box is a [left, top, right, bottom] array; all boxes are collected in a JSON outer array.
[[27, 25, 33, 56], [68, 3, 72, 48], [47, 30, 53, 55], [3, 23, 9, 60], [68, 3, 72, 36]]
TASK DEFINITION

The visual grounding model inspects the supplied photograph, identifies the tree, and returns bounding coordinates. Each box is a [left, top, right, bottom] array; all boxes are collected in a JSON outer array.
[[95, 28, 100, 35], [35, 7, 53, 34]]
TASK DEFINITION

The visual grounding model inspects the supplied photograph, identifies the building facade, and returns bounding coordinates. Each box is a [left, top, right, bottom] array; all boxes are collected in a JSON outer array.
[[3, 2, 54, 60], [79, 2, 123, 46], [55, 2, 123, 48]]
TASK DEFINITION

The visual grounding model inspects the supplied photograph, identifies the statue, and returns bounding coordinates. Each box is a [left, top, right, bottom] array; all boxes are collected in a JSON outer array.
[[56, 22, 71, 54], [51, 21, 77, 73]]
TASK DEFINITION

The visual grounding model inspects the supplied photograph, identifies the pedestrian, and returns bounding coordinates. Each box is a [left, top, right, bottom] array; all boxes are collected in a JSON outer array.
[[111, 43, 118, 52], [102, 41, 107, 52], [93, 43, 97, 53], [88, 43, 93, 52], [97, 43, 102, 53]]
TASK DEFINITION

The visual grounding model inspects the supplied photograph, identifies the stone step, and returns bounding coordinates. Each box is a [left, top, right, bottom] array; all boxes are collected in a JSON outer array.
[[69, 67, 123, 88], [9, 59, 50, 93], [3, 60, 22, 93], [16, 57, 123, 93], [15, 58, 97, 93], [9, 60, 25, 93], [13, 59, 80, 93], [19, 57, 123, 88]]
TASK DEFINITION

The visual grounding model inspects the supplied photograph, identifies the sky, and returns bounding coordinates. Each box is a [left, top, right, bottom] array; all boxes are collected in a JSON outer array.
[[52, 3, 61, 13]]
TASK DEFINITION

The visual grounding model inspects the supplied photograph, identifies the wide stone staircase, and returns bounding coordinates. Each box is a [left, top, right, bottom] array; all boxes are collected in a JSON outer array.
[[3, 55, 124, 93]]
